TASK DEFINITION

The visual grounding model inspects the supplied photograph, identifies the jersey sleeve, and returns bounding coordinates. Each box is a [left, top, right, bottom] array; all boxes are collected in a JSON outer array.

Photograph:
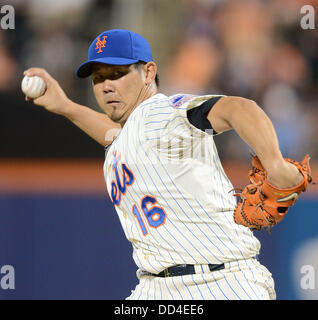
[[142, 93, 224, 160], [186, 96, 223, 135]]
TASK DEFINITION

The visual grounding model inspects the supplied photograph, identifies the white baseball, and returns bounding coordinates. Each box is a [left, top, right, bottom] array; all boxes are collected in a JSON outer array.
[[21, 75, 46, 98]]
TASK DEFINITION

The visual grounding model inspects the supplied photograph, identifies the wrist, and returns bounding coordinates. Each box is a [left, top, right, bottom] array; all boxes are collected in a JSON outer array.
[[60, 99, 79, 119], [267, 160, 303, 188]]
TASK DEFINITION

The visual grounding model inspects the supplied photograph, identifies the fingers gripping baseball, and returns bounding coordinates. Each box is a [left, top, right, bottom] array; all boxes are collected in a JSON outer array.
[[233, 154, 313, 231], [23, 68, 69, 115]]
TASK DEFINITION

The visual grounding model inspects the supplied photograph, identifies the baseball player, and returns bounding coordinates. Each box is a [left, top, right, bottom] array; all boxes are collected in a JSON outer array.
[[24, 29, 312, 300]]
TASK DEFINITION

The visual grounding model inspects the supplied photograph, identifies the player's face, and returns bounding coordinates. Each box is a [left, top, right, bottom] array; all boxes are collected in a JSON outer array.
[[92, 63, 147, 125]]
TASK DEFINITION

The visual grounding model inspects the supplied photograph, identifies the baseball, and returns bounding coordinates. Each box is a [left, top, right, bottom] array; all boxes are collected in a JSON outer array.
[[21, 75, 46, 99]]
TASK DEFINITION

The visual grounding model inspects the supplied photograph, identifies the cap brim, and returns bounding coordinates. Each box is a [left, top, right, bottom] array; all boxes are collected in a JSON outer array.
[[76, 57, 140, 78]]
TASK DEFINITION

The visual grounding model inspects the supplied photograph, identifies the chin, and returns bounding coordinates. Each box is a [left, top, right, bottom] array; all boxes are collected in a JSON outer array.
[[110, 112, 125, 124]]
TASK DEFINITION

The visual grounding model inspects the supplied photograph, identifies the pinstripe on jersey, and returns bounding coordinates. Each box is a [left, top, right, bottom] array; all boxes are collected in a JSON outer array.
[[104, 93, 261, 275]]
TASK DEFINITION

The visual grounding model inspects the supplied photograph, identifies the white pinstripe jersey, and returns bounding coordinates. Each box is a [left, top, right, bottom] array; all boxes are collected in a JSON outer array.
[[104, 93, 260, 274]]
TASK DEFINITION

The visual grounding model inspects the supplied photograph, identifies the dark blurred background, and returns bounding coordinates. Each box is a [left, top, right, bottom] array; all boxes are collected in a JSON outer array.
[[0, 0, 318, 160], [0, 0, 318, 300]]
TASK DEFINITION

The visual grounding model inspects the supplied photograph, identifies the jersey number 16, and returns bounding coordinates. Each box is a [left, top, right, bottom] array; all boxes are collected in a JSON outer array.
[[132, 195, 167, 236]]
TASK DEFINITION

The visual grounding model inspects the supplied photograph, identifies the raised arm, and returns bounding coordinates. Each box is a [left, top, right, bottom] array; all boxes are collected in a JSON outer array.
[[24, 68, 120, 146], [207, 96, 303, 188]]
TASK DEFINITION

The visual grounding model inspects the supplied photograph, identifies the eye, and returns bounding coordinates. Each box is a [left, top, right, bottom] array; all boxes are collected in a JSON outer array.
[[92, 74, 105, 84], [109, 71, 126, 80], [92, 69, 129, 84]]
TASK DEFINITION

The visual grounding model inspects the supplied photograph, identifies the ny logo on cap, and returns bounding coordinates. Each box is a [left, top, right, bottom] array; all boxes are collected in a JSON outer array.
[[96, 36, 107, 53]]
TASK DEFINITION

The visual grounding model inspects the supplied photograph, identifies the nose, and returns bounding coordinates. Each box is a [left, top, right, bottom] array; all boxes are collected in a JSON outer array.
[[102, 79, 115, 94]]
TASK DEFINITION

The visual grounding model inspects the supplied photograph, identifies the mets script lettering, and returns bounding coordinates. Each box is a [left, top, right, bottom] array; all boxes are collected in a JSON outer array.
[[111, 152, 134, 206]]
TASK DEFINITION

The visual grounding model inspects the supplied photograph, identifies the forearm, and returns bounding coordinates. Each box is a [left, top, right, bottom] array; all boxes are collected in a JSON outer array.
[[209, 96, 303, 188], [229, 100, 281, 167], [23, 67, 121, 147], [228, 99, 303, 187], [63, 100, 120, 146]]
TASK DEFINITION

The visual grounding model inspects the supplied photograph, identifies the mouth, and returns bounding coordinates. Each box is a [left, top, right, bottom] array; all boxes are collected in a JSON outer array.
[[106, 100, 121, 105]]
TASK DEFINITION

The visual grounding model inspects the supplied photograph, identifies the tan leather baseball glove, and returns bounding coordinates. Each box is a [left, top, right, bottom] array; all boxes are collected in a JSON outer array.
[[233, 154, 313, 231]]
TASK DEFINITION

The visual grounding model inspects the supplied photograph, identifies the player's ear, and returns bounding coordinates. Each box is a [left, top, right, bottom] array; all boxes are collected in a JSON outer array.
[[144, 62, 157, 86]]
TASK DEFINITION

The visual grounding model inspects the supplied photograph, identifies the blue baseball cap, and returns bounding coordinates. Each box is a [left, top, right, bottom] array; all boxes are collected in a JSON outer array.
[[76, 29, 153, 78]]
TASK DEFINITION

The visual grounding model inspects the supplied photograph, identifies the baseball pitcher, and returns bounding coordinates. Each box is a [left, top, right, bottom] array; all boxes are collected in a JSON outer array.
[[23, 29, 312, 300]]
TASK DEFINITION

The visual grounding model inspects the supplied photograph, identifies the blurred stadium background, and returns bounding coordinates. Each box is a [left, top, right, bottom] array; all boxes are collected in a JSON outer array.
[[0, 0, 317, 299]]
